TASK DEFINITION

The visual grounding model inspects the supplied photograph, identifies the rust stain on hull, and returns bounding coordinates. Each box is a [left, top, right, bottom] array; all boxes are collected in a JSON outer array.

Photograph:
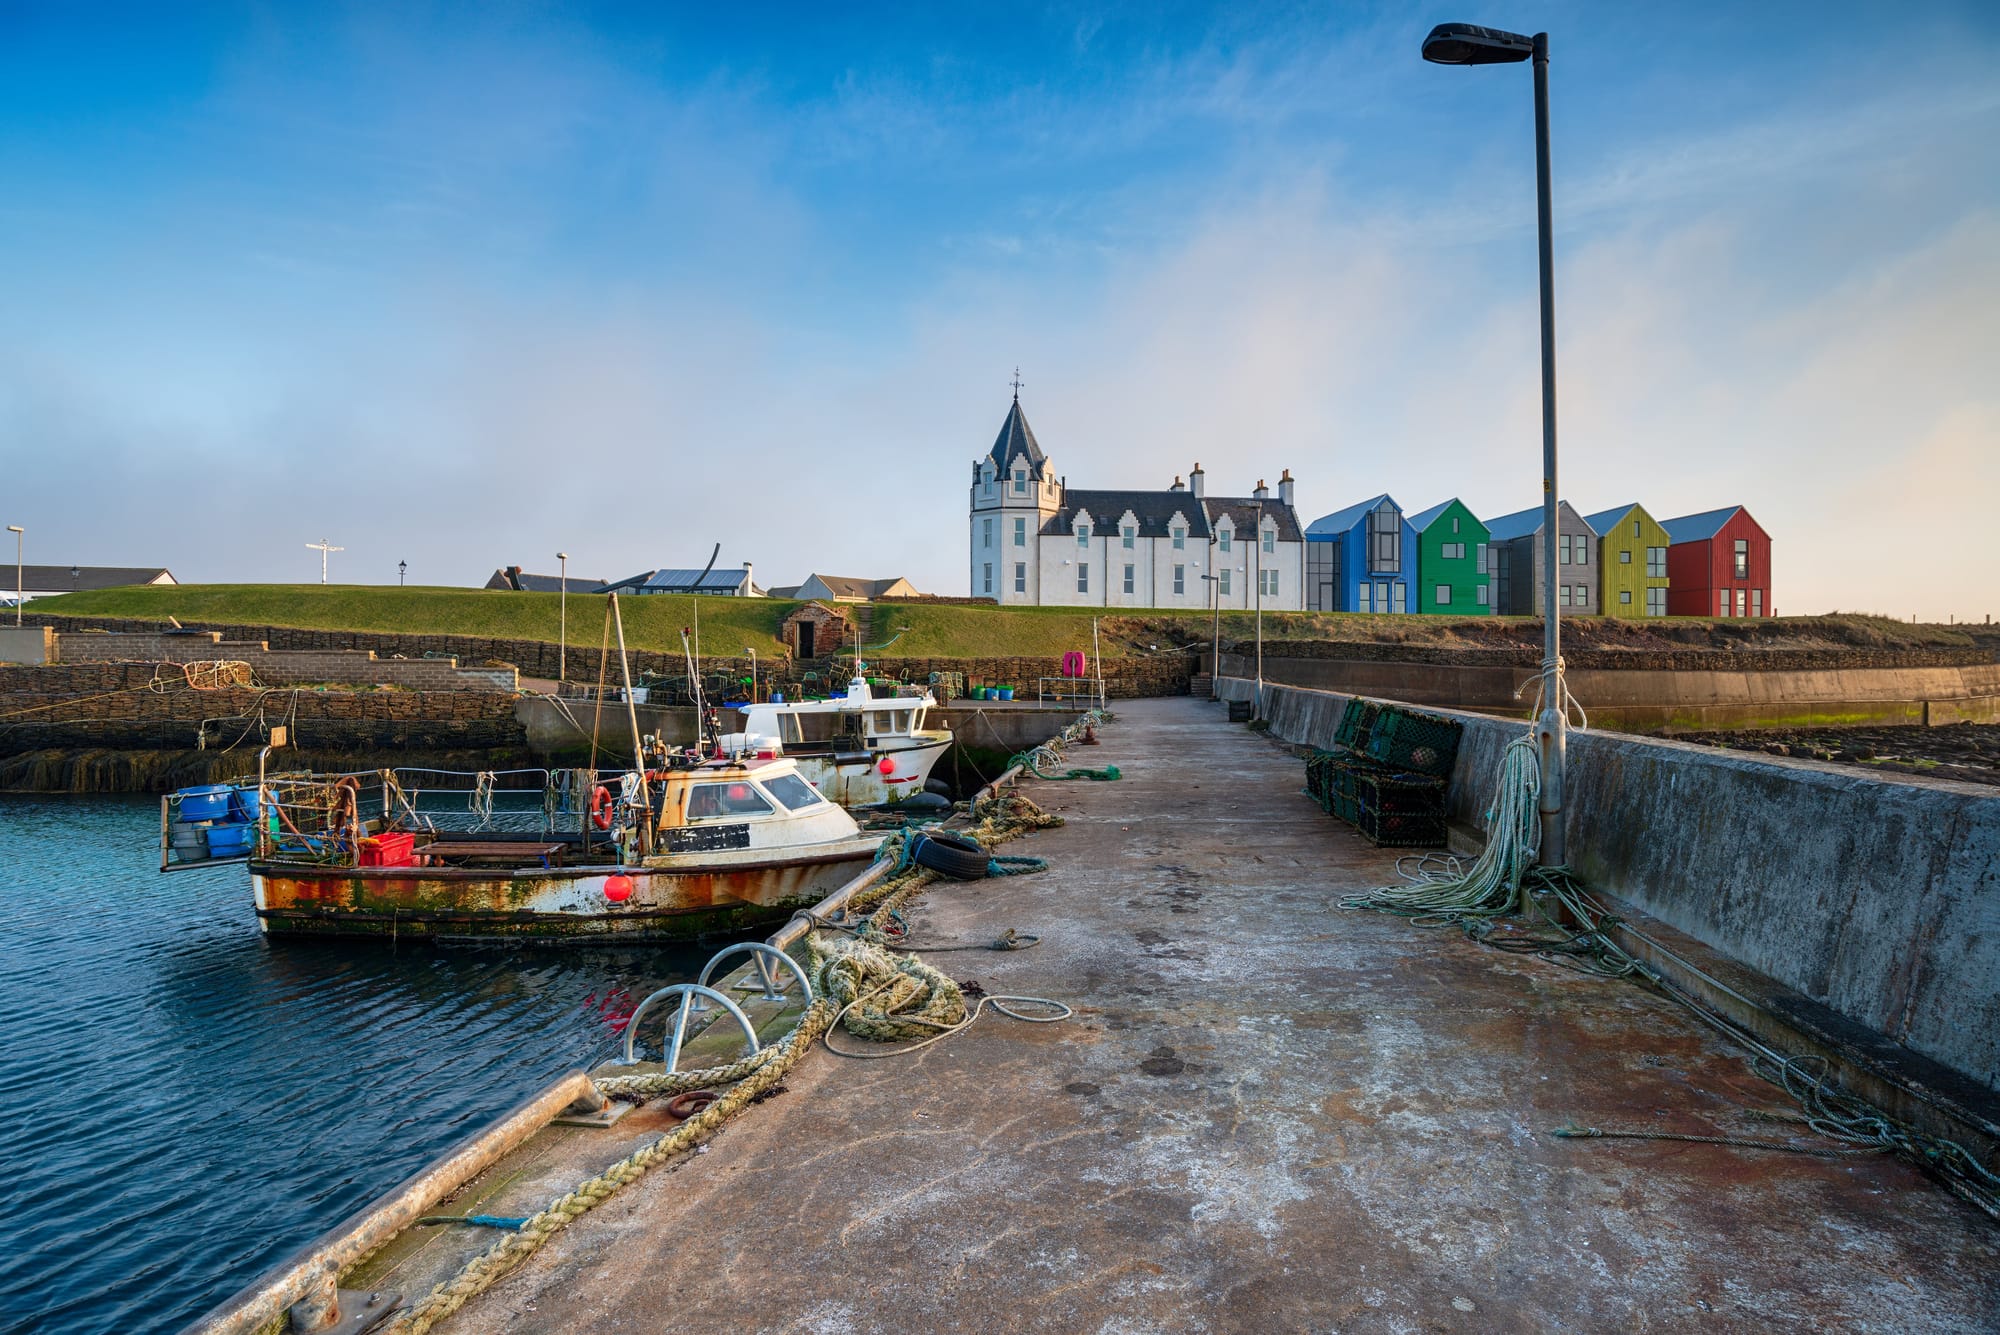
[[252, 853, 869, 943]]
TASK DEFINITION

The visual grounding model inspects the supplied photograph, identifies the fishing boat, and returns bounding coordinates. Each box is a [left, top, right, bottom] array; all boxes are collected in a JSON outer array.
[[721, 676, 954, 807], [161, 753, 883, 944]]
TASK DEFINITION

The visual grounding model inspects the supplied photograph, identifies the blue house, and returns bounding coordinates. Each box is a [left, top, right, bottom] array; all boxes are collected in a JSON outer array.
[[1305, 494, 1418, 613]]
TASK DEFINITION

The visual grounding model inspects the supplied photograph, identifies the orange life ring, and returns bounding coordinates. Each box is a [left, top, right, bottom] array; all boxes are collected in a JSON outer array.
[[590, 785, 615, 831]]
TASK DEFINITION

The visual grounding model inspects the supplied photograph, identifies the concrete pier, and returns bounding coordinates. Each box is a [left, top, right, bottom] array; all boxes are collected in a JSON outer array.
[[435, 697, 1997, 1331]]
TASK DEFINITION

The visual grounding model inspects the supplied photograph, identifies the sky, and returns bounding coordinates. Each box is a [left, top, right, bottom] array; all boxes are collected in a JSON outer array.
[[1, 2, 1996, 619]]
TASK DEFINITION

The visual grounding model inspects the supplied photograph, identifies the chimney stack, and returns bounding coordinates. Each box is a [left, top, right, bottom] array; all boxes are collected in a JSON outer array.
[[743, 561, 754, 594], [1189, 462, 1205, 499], [1170, 475, 1186, 492], [1253, 478, 1269, 501], [1277, 468, 1294, 508]]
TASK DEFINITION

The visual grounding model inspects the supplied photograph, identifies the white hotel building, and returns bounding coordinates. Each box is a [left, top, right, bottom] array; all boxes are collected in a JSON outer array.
[[967, 398, 1305, 610]]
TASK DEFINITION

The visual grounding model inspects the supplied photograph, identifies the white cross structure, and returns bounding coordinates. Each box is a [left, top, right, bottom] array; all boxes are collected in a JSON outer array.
[[305, 538, 345, 584]]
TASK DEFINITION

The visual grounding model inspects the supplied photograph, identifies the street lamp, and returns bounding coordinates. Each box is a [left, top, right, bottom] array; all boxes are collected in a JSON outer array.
[[1200, 570, 1220, 698], [398, 560, 407, 587], [1253, 493, 1266, 718], [6, 526, 21, 626], [1422, 21, 1567, 865], [557, 551, 570, 683]]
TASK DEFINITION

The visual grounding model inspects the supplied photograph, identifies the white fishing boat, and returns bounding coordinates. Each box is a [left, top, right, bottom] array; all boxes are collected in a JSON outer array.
[[722, 676, 954, 807]]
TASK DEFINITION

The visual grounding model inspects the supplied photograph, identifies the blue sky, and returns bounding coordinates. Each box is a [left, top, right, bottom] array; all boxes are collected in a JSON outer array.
[[2, 2, 1996, 617]]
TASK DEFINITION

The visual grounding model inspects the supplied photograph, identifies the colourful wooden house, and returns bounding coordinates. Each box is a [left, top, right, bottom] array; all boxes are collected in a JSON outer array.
[[1484, 502, 1600, 616], [1583, 503, 1670, 618], [1305, 494, 1418, 613], [1407, 499, 1492, 614], [1663, 506, 1773, 618]]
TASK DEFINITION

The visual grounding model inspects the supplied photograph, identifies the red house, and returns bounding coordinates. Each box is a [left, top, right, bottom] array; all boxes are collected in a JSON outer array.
[[1662, 506, 1773, 618]]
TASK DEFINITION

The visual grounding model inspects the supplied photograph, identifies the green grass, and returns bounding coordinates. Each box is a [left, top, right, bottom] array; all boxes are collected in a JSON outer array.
[[32, 585, 796, 656]]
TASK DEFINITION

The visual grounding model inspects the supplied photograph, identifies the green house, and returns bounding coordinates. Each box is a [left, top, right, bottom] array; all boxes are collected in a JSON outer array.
[[1584, 503, 1670, 617], [1407, 499, 1492, 614]]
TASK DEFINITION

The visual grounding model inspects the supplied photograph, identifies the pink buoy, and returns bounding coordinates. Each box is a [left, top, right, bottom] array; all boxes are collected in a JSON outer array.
[[603, 874, 634, 904]]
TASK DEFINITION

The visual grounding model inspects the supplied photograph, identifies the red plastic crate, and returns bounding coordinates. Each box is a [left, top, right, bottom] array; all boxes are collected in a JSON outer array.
[[358, 831, 417, 867]]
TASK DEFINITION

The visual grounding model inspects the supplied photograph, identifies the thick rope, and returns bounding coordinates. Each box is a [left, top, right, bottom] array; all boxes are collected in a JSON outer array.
[[385, 998, 838, 1335]]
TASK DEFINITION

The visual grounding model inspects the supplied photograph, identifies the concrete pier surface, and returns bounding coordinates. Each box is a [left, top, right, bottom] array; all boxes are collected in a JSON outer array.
[[440, 697, 1998, 1333]]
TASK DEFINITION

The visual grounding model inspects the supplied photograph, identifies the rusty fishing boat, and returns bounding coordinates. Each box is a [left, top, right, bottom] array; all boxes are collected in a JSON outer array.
[[162, 745, 882, 944]]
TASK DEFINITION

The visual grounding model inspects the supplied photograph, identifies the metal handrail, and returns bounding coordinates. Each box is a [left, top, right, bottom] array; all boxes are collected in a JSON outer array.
[[693, 942, 815, 1011], [618, 984, 761, 1072]]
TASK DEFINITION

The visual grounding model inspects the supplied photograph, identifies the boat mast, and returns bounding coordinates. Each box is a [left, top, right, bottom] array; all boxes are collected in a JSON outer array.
[[610, 592, 652, 854]]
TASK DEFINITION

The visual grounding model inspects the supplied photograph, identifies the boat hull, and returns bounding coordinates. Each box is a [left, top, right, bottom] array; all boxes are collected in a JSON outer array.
[[790, 735, 953, 807], [249, 839, 877, 944]]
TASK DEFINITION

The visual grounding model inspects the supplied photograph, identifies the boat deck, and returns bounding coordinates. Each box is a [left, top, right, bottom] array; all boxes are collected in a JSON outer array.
[[432, 696, 1998, 1332]]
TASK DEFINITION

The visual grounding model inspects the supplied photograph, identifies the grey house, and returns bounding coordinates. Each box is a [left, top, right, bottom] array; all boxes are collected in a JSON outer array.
[[1484, 502, 1600, 616]]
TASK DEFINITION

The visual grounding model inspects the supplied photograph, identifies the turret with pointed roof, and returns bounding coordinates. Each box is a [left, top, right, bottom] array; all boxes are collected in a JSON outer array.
[[987, 398, 1048, 478]]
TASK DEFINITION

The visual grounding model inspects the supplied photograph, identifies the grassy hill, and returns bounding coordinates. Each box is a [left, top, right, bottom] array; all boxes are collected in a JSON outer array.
[[30, 585, 796, 656], [28, 585, 1973, 661]]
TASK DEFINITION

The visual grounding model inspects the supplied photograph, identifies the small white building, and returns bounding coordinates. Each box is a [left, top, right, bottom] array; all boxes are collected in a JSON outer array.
[[966, 398, 1305, 610]]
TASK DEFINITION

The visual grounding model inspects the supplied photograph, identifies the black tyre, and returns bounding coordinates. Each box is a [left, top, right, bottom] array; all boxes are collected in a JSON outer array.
[[923, 776, 954, 798], [912, 830, 990, 880]]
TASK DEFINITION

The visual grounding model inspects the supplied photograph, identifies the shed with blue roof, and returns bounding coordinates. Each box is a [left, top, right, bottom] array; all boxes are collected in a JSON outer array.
[[1305, 495, 1417, 613]]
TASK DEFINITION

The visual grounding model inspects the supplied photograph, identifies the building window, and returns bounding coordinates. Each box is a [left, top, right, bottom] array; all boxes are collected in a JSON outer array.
[[1476, 543, 1489, 574], [1078, 563, 1089, 594], [1619, 549, 1632, 564], [1013, 518, 1026, 547], [1436, 584, 1452, 605], [1173, 565, 1185, 595], [1632, 520, 1641, 537], [1718, 590, 1728, 617], [1620, 590, 1632, 605], [1172, 527, 1185, 550], [1575, 584, 1588, 604], [1123, 564, 1134, 595], [1646, 586, 1665, 616], [1558, 535, 1572, 565], [1122, 526, 1135, 549], [1077, 523, 1090, 547], [1736, 588, 1747, 617], [982, 518, 992, 547], [1452, 517, 1461, 534], [1014, 563, 1026, 594], [1218, 529, 1231, 553], [1734, 539, 1750, 579], [1752, 589, 1763, 617], [983, 471, 993, 496], [1476, 584, 1489, 606], [1262, 569, 1279, 597], [1262, 528, 1275, 554], [1559, 584, 1572, 607], [1367, 503, 1400, 573], [1390, 581, 1405, 613], [1014, 469, 1026, 494], [1219, 569, 1231, 596], [1646, 546, 1666, 577], [982, 563, 992, 594]]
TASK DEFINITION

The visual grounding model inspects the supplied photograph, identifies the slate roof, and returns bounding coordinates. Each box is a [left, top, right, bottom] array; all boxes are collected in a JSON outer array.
[[1306, 494, 1397, 538], [1661, 506, 1745, 543], [806, 575, 911, 598], [986, 400, 1048, 477], [1041, 489, 1211, 540], [1405, 499, 1468, 532], [1582, 504, 1646, 534], [483, 568, 605, 593], [1204, 497, 1305, 543], [8, 564, 175, 592]]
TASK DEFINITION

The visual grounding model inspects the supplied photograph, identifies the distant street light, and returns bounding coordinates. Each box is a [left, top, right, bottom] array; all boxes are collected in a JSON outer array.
[[1422, 20, 1569, 866], [6, 526, 21, 626], [398, 560, 407, 587], [557, 551, 570, 683]]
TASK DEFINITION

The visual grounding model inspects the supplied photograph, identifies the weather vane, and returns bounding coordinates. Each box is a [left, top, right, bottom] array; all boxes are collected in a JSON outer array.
[[1010, 367, 1024, 401]]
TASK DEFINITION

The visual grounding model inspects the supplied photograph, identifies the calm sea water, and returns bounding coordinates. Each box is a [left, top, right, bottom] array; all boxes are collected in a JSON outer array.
[[0, 794, 719, 1334]]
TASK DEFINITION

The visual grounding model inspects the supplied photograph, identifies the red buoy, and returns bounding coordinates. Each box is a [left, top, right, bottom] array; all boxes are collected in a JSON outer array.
[[603, 874, 634, 904], [877, 755, 896, 775]]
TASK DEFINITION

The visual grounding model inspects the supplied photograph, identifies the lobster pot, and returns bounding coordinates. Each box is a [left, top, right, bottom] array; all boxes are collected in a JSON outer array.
[[1362, 709, 1463, 778], [1351, 769, 1448, 849]]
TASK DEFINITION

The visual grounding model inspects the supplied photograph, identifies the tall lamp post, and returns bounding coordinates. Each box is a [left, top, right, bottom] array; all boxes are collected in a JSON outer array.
[[1422, 21, 1567, 866], [1200, 570, 1220, 697], [1253, 494, 1266, 716], [557, 551, 570, 683], [398, 560, 407, 587], [6, 526, 21, 626]]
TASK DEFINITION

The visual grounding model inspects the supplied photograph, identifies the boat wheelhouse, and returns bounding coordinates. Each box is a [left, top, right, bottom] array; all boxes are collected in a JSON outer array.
[[723, 677, 953, 807]]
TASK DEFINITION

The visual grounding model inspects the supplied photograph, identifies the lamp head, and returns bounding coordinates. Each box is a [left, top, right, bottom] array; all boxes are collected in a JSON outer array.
[[557, 551, 569, 561], [1421, 22, 1535, 65], [5, 526, 21, 535]]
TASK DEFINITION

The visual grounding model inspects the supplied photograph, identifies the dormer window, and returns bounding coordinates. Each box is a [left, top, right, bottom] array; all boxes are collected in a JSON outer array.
[[1014, 468, 1026, 494], [1367, 502, 1400, 573], [1076, 522, 1091, 547], [1172, 525, 1186, 550], [1218, 528, 1231, 553], [1262, 526, 1275, 555], [1122, 525, 1135, 549]]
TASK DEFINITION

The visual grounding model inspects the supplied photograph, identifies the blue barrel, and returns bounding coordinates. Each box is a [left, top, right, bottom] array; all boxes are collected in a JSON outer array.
[[204, 823, 253, 857], [176, 785, 235, 821], [228, 787, 262, 822]]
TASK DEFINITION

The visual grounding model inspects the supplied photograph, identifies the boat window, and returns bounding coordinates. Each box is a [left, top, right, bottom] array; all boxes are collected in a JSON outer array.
[[781, 712, 845, 744], [687, 782, 775, 819], [762, 773, 825, 810], [869, 709, 909, 736], [911, 707, 926, 731]]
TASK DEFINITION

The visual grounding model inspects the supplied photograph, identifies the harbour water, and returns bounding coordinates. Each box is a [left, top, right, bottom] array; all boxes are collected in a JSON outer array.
[[0, 794, 717, 1334]]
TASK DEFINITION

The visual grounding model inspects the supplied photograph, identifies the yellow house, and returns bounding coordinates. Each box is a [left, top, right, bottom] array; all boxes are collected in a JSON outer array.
[[1584, 504, 1670, 617]]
